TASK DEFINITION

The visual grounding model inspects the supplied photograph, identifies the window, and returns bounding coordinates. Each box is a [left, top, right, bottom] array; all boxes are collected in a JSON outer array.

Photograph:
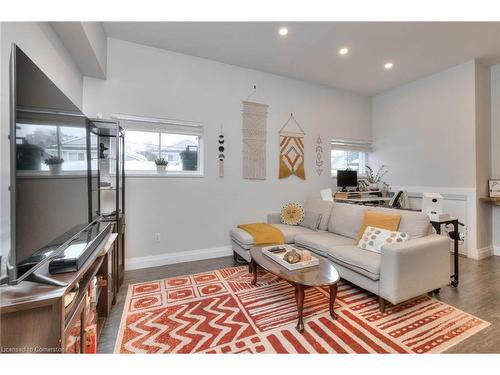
[[124, 130, 160, 171], [331, 139, 371, 177], [15, 123, 89, 172], [119, 115, 204, 175]]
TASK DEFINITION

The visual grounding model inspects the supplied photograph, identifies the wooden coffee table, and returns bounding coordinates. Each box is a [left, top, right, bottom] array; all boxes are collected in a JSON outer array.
[[249, 246, 340, 333]]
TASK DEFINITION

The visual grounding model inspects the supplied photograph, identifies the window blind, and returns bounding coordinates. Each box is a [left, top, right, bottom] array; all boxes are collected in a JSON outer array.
[[112, 114, 204, 136], [16, 107, 86, 127], [331, 138, 372, 152]]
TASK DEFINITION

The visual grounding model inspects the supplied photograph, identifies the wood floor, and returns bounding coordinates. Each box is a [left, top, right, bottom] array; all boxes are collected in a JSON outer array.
[[98, 254, 500, 353]]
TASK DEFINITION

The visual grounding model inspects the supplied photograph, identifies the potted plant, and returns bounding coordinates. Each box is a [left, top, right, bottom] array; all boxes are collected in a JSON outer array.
[[365, 165, 388, 191], [155, 157, 168, 173], [44, 156, 64, 174]]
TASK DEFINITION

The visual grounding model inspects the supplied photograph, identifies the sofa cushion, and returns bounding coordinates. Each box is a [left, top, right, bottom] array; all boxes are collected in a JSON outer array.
[[328, 203, 367, 239], [230, 228, 255, 248], [231, 224, 318, 249], [369, 207, 431, 238], [295, 232, 356, 256], [323, 245, 381, 281], [270, 224, 319, 243], [304, 198, 334, 231]]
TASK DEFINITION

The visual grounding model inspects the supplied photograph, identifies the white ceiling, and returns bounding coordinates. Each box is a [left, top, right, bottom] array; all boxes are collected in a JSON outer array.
[[103, 22, 500, 95]]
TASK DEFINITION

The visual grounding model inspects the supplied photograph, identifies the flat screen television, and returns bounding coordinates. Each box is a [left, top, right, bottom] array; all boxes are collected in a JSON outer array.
[[337, 170, 358, 190], [4, 44, 98, 286]]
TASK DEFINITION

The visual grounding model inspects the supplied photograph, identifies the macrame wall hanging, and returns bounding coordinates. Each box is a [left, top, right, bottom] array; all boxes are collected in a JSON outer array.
[[278, 113, 306, 180], [315, 136, 323, 176], [218, 126, 225, 178], [242, 86, 268, 180]]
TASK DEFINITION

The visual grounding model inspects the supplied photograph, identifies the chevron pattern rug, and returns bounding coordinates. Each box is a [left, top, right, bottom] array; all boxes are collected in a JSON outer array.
[[115, 266, 489, 354]]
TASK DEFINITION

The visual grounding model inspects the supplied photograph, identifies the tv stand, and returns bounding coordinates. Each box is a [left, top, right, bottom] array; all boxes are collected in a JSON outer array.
[[0, 233, 118, 353], [25, 272, 68, 287]]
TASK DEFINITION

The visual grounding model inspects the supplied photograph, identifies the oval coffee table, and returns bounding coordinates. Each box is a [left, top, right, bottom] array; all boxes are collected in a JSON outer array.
[[249, 246, 340, 333]]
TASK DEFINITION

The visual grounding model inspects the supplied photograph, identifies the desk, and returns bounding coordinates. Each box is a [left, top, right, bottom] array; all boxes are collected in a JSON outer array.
[[430, 217, 459, 287], [335, 197, 391, 204]]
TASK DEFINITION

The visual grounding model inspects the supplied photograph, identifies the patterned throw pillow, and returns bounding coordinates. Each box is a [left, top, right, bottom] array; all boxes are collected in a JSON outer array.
[[358, 226, 409, 253], [280, 203, 305, 226]]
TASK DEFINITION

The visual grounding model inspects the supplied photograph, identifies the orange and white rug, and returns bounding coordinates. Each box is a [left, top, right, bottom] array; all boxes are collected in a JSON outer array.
[[114, 266, 489, 354]]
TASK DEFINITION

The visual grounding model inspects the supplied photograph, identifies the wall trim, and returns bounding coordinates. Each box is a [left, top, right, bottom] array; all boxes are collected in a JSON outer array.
[[390, 185, 474, 258], [494, 246, 500, 256], [125, 246, 233, 271], [470, 246, 494, 260]]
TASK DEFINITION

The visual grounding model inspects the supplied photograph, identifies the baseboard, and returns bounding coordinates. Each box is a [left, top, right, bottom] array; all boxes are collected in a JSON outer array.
[[470, 246, 494, 260], [494, 246, 500, 257], [125, 246, 233, 271]]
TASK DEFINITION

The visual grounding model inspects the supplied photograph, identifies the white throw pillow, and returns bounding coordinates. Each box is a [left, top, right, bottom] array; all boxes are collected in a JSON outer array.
[[358, 226, 410, 253]]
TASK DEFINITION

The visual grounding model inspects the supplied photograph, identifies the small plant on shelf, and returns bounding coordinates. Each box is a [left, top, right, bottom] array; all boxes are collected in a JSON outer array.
[[155, 158, 168, 173], [44, 156, 64, 174], [365, 165, 388, 190], [44, 156, 64, 165]]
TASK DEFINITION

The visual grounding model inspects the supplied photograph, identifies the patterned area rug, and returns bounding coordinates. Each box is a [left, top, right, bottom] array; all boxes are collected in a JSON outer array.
[[115, 266, 489, 354]]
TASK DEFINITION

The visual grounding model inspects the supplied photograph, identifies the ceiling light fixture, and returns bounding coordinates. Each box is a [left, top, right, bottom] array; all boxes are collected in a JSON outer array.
[[384, 62, 394, 70], [339, 47, 349, 55], [279, 27, 289, 36]]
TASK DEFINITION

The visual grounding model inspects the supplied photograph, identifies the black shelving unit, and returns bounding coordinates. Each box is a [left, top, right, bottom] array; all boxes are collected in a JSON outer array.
[[86, 118, 126, 289]]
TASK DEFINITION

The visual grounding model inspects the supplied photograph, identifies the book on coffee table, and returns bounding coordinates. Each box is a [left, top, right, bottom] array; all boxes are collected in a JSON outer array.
[[261, 245, 319, 270]]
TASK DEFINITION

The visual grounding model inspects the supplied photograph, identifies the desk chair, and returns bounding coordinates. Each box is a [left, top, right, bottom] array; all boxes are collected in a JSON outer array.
[[389, 190, 405, 208]]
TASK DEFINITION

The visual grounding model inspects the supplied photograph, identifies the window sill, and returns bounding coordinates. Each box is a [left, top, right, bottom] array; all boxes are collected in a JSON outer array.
[[125, 171, 204, 178], [16, 171, 88, 179]]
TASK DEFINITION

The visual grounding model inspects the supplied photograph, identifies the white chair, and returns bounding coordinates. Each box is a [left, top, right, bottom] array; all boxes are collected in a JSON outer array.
[[320, 188, 334, 202]]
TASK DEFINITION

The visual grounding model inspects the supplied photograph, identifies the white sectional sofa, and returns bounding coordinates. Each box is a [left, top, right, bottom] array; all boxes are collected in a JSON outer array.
[[230, 199, 451, 311]]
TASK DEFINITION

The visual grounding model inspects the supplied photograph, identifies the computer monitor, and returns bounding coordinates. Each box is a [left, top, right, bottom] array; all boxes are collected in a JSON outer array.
[[337, 170, 358, 191]]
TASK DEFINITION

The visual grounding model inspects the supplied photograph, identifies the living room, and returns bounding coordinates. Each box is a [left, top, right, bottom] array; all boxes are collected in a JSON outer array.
[[1, 0, 500, 370]]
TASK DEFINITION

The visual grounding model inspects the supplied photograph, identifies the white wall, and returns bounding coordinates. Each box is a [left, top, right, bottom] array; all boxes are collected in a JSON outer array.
[[474, 62, 492, 252], [83, 38, 372, 268], [492, 64, 500, 254], [370, 61, 480, 257], [0, 22, 83, 271], [81, 22, 107, 77], [51, 22, 107, 79], [371, 61, 477, 188]]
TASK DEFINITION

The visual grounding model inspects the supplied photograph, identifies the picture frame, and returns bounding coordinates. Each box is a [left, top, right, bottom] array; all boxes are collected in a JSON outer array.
[[488, 179, 500, 198]]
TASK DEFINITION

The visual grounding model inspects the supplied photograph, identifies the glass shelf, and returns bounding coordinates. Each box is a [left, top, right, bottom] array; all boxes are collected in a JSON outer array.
[[87, 118, 125, 221], [93, 187, 123, 191]]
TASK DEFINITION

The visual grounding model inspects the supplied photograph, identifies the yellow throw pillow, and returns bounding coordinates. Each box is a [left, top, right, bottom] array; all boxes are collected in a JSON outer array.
[[357, 211, 402, 240]]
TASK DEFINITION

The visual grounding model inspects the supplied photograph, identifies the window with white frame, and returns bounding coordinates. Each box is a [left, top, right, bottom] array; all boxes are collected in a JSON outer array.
[[330, 139, 371, 177], [118, 115, 204, 175]]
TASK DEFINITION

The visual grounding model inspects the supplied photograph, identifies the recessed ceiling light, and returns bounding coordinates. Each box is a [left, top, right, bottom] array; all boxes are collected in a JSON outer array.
[[279, 27, 289, 36], [384, 62, 394, 70], [339, 47, 349, 55]]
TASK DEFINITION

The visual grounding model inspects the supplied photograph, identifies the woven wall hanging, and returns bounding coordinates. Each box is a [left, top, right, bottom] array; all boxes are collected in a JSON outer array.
[[242, 100, 268, 180], [315, 136, 323, 176], [278, 113, 306, 180]]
